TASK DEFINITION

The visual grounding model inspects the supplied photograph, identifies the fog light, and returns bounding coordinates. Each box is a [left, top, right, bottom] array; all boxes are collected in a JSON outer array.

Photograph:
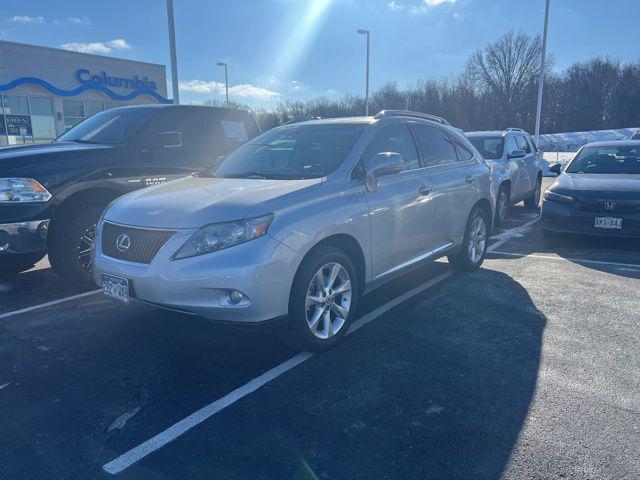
[[229, 290, 244, 304]]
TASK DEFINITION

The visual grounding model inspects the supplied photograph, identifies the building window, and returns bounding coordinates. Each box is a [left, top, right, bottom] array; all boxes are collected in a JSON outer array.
[[63, 99, 85, 130], [1, 94, 33, 145], [30, 97, 56, 143], [85, 100, 105, 117]]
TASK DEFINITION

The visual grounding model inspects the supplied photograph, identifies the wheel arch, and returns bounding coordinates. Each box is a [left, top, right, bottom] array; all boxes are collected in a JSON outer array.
[[474, 197, 494, 231]]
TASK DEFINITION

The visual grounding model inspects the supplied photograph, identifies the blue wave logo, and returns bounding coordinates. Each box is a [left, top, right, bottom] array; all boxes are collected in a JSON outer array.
[[0, 76, 172, 104]]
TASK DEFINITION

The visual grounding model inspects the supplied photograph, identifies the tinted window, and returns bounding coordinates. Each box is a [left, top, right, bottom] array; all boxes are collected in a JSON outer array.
[[467, 136, 504, 160], [413, 124, 457, 166], [515, 135, 531, 154], [506, 136, 519, 155], [143, 109, 203, 146], [362, 124, 420, 171], [566, 146, 640, 174], [57, 108, 155, 145], [217, 123, 366, 179]]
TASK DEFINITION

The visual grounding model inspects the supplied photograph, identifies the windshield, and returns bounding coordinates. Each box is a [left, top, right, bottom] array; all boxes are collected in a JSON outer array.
[[566, 145, 640, 174], [467, 136, 504, 160], [215, 123, 366, 179], [57, 109, 155, 145]]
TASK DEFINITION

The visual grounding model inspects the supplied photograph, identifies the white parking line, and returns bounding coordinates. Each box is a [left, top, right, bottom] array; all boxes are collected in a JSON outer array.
[[102, 218, 536, 475], [0, 290, 100, 320], [489, 250, 640, 270]]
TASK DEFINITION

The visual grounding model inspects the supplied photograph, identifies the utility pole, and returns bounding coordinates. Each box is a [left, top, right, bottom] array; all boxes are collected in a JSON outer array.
[[166, 0, 180, 104], [357, 29, 370, 116], [217, 62, 229, 106], [535, 0, 551, 148]]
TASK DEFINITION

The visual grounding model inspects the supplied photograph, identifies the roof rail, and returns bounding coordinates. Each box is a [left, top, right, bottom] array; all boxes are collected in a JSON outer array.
[[506, 127, 525, 132], [282, 116, 322, 125], [374, 110, 452, 126]]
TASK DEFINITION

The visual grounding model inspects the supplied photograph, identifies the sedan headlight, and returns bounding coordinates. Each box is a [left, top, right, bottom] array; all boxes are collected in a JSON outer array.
[[173, 214, 274, 260], [0, 178, 52, 203], [544, 190, 575, 204]]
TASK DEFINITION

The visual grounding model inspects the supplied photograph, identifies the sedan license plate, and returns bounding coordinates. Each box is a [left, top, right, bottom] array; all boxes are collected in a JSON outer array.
[[594, 217, 622, 230], [102, 274, 130, 303]]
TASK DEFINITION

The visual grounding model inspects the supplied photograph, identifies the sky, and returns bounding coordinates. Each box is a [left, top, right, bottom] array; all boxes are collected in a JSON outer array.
[[1, 0, 638, 108]]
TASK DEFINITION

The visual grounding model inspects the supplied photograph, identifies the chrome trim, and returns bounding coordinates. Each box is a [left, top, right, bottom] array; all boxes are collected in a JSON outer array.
[[374, 243, 453, 280]]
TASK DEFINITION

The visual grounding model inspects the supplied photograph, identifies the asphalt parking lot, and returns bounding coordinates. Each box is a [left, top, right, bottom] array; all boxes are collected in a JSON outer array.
[[1, 180, 639, 480]]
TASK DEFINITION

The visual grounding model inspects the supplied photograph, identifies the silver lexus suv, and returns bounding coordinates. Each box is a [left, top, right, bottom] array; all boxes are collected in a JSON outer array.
[[93, 111, 493, 352]]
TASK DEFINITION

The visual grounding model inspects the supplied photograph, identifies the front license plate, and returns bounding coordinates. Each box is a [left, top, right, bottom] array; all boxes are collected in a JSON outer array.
[[594, 217, 623, 230], [102, 274, 130, 303]]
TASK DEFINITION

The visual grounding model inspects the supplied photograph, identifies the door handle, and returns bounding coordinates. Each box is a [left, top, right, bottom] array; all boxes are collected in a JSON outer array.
[[464, 175, 475, 183], [419, 183, 433, 195]]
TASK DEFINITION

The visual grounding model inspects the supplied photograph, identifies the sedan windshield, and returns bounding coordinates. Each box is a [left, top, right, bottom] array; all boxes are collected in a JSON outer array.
[[566, 146, 640, 174], [215, 123, 366, 179], [57, 109, 155, 145], [466, 136, 504, 160]]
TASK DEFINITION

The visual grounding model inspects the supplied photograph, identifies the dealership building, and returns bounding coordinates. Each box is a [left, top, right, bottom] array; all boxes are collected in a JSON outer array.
[[0, 40, 170, 145]]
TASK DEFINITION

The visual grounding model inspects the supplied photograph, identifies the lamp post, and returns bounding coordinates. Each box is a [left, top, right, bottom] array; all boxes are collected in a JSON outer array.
[[166, 0, 180, 104], [534, 0, 551, 148], [357, 29, 370, 116], [217, 62, 229, 106]]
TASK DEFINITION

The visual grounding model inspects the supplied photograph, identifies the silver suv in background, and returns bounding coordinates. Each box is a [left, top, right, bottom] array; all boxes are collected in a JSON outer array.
[[466, 129, 543, 224], [93, 111, 494, 352]]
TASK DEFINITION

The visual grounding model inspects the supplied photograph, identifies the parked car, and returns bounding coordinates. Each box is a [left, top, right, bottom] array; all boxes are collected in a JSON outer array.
[[542, 140, 640, 238], [0, 105, 260, 283], [93, 110, 494, 352], [466, 128, 544, 224]]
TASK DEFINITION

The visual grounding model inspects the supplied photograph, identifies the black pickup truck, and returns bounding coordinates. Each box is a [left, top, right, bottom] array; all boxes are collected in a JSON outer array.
[[0, 104, 260, 284]]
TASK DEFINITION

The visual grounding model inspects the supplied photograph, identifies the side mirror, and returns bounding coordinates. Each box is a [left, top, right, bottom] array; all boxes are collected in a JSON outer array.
[[508, 149, 526, 159], [549, 162, 562, 175], [365, 152, 405, 191], [141, 131, 183, 151]]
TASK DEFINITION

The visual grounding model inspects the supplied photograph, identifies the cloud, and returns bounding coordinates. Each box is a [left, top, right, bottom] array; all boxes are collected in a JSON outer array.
[[289, 80, 308, 92], [60, 38, 131, 54], [388, 0, 456, 13], [65, 16, 91, 25], [179, 80, 280, 100], [9, 15, 45, 23]]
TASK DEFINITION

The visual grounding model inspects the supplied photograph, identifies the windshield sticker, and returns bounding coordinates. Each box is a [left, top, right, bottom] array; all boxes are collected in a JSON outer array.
[[221, 120, 249, 143]]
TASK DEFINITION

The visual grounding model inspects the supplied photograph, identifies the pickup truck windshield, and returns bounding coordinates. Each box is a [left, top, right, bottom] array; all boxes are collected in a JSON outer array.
[[57, 109, 155, 145], [216, 123, 366, 179]]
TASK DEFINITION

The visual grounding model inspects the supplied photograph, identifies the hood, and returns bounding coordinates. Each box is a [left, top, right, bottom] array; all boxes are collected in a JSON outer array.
[[104, 176, 322, 229], [0, 142, 114, 174], [556, 173, 640, 193]]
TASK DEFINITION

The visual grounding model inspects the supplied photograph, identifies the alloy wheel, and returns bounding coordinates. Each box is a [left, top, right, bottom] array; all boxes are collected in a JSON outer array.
[[77, 224, 96, 272], [305, 262, 352, 340], [467, 214, 487, 264]]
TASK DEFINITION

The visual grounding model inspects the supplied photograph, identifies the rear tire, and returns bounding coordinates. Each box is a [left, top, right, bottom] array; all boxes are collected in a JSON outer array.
[[48, 206, 104, 288], [281, 246, 359, 353], [495, 184, 510, 225], [448, 206, 489, 272], [524, 175, 542, 210]]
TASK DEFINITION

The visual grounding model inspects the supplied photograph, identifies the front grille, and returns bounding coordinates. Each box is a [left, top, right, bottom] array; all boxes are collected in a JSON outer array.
[[102, 222, 176, 264], [576, 198, 640, 214]]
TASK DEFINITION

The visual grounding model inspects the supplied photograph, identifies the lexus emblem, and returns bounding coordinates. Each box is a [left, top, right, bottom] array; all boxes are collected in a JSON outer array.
[[116, 233, 131, 252], [604, 201, 616, 211]]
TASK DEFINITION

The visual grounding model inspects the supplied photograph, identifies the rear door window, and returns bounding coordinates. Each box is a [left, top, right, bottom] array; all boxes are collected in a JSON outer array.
[[412, 124, 458, 167], [453, 139, 475, 162]]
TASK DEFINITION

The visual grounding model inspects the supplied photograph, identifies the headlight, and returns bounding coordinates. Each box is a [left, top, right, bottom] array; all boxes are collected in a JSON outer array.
[[0, 178, 52, 203], [173, 214, 274, 260], [544, 190, 574, 204]]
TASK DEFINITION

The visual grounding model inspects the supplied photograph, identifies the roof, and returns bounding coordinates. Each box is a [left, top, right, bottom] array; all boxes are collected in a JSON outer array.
[[465, 130, 530, 137], [290, 116, 376, 126]]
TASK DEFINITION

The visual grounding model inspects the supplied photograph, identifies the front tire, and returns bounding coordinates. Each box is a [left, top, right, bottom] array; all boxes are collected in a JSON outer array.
[[448, 206, 489, 272], [282, 246, 359, 352], [48, 206, 103, 288]]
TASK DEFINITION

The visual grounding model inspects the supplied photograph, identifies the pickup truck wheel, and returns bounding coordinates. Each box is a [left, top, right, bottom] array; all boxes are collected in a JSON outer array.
[[0, 252, 46, 276], [48, 206, 103, 287], [447, 206, 489, 272], [282, 246, 359, 352], [524, 176, 542, 210]]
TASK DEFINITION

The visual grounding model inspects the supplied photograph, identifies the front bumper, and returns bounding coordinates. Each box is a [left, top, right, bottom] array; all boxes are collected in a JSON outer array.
[[92, 224, 302, 324], [541, 200, 640, 238], [0, 219, 50, 255]]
